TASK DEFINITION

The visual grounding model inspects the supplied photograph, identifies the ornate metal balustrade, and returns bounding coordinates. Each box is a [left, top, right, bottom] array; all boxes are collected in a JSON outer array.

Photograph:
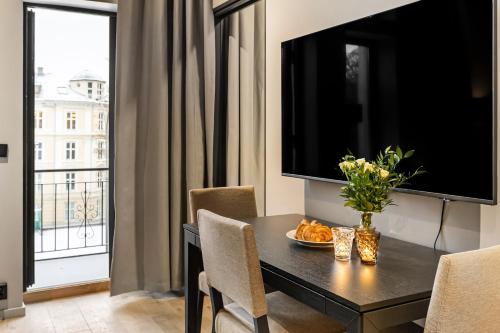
[[34, 168, 109, 260]]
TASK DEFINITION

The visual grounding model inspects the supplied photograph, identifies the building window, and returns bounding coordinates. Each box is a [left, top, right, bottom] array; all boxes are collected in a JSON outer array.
[[88, 82, 92, 88], [66, 172, 76, 191], [65, 202, 76, 222], [35, 142, 43, 160], [35, 205, 42, 231], [97, 171, 103, 188], [97, 141, 105, 160], [65, 142, 76, 160], [35, 111, 43, 129], [66, 112, 76, 130], [98, 112, 105, 130], [36, 173, 42, 191]]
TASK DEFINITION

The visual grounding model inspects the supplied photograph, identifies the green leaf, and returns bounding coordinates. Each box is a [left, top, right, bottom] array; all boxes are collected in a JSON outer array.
[[396, 147, 403, 159], [404, 150, 415, 158]]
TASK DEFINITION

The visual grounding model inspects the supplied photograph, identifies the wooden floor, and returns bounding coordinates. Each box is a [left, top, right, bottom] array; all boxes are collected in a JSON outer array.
[[0, 291, 212, 333]]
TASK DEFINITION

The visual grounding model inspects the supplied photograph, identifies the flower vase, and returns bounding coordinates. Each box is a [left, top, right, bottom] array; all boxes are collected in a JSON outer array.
[[355, 212, 381, 265]]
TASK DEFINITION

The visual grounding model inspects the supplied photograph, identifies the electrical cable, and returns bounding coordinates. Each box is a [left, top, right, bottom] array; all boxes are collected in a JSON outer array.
[[433, 198, 450, 251]]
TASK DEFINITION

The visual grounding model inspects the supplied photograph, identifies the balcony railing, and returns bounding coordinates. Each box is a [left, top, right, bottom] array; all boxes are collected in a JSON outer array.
[[34, 168, 109, 260]]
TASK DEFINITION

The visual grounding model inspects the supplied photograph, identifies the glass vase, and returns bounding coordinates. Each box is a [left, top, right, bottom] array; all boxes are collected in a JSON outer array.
[[360, 212, 373, 229], [332, 227, 355, 261], [355, 227, 381, 265]]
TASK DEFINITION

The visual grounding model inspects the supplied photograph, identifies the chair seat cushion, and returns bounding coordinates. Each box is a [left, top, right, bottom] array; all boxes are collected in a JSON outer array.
[[216, 291, 345, 333], [199, 270, 210, 295]]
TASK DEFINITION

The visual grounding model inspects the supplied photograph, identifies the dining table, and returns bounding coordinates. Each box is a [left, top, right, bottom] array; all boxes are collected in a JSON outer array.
[[184, 214, 445, 333]]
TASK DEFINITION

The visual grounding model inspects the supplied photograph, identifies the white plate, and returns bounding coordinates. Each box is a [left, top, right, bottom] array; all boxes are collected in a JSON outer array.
[[286, 230, 334, 248]]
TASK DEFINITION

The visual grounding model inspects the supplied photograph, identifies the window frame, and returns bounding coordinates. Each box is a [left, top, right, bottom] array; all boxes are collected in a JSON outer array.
[[65, 141, 76, 160], [66, 111, 76, 130]]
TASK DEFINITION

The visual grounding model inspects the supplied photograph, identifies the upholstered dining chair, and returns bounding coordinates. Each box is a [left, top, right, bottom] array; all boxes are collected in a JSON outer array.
[[189, 186, 259, 331], [189, 185, 258, 224], [197, 209, 345, 333], [383, 245, 500, 333], [422, 245, 500, 333]]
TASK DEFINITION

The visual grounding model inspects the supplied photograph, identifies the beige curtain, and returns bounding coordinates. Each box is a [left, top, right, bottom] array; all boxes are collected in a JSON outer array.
[[226, 1, 266, 215], [111, 0, 265, 295], [111, 0, 215, 295]]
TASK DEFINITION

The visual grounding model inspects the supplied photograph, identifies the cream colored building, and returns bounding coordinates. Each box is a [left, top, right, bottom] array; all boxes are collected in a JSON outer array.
[[34, 68, 109, 231]]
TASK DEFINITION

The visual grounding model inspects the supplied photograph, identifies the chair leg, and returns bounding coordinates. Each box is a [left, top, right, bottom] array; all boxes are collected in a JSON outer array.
[[196, 290, 205, 333], [253, 316, 270, 333], [209, 287, 224, 333]]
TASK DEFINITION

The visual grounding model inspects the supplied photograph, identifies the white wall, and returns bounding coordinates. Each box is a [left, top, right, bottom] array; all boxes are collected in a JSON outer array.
[[0, 0, 25, 316], [265, 0, 498, 252]]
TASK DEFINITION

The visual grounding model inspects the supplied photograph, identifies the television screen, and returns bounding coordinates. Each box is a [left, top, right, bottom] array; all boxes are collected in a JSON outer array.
[[281, 0, 495, 204]]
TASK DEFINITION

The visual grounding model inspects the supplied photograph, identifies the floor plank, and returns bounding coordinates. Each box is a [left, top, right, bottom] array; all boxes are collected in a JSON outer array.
[[0, 291, 213, 333]]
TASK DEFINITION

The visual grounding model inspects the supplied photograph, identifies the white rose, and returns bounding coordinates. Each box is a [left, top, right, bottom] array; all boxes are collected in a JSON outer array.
[[379, 169, 389, 179], [339, 161, 355, 171], [364, 163, 374, 173]]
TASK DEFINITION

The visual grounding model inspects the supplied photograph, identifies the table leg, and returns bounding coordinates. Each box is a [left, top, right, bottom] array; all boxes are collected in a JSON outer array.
[[184, 234, 203, 333]]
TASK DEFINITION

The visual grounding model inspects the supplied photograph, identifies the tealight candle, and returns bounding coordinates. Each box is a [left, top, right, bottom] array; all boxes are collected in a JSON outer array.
[[332, 227, 355, 261]]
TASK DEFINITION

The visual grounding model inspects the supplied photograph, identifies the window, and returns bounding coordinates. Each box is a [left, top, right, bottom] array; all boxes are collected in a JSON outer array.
[[97, 141, 105, 160], [64, 202, 76, 221], [98, 112, 105, 130], [35, 111, 43, 129], [97, 171, 103, 188], [66, 172, 76, 190], [87, 82, 93, 98], [65, 142, 76, 160], [35, 142, 43, 160], [66, 112, 76, 129], [36, 173, 42, 191], [35, 205, 42, 231]]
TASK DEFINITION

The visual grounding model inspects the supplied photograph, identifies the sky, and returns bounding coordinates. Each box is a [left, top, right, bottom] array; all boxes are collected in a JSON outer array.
[[34, 8, 109, 84]]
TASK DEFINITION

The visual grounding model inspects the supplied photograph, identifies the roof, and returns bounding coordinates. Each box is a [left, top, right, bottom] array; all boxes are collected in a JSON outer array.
[[35, 72, 108, 104], [70, 70, 105, 82]]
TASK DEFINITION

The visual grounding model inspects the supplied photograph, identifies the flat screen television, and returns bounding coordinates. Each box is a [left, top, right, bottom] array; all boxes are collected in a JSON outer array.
[[281, 0, 496, 204]]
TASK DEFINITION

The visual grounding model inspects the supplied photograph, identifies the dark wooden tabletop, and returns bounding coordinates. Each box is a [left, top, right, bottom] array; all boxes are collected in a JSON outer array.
[[184, 213, 446, 313]]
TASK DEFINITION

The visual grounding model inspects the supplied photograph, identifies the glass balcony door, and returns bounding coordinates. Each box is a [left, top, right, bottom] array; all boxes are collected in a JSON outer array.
[[24, 4, 116, 290]]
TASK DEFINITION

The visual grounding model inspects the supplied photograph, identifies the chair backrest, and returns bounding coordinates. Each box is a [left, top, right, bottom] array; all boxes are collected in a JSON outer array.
[[424, 245, 500, 333], [189, 185, 258, 224], [198, 209, 267, 319]]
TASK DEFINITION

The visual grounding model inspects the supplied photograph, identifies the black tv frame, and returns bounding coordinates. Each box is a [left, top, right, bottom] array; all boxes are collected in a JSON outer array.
[[281, 1, 498, 205]]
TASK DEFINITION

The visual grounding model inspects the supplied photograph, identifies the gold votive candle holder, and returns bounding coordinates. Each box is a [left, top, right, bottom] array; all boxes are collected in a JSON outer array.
[[355, 228, 381, 265], [332, 227, 355, 261]]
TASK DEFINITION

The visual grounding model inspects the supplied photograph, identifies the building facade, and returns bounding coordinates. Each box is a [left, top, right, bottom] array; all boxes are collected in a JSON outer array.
[[34, 68, 109, 243]]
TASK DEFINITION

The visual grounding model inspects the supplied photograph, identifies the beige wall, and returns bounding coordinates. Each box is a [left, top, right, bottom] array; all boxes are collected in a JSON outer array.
[[265, 0, 498, 252], [213, 0, 228, 8], [0, 0, 25, 315]]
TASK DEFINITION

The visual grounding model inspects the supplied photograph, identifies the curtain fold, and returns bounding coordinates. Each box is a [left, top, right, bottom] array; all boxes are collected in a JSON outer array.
[[111, 0, 215, 295], [111, 0, 265, 295], [225, 1, 266, 215]]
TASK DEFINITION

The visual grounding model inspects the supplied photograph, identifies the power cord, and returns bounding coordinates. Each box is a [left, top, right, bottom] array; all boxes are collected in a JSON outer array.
[[433, 198, 450, 251]]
